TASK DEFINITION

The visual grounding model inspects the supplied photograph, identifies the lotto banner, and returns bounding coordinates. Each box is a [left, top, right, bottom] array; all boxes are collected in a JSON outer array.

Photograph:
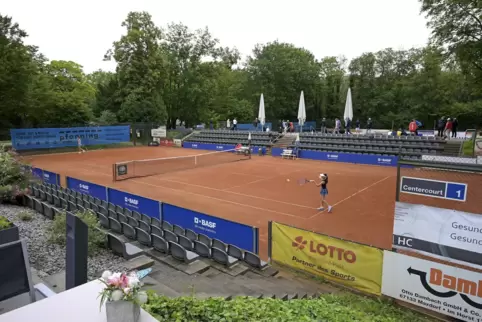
[[271, 222, 383, 295]]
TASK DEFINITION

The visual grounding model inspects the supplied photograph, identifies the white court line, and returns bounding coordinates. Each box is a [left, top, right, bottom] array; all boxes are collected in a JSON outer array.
[[308, 175, 392, 219], [85, 162, 315, 210], [78, 163, 301, 219]]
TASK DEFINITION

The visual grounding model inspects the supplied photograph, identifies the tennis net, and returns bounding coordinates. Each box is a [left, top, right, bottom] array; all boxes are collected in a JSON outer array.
[[112, 148, 251, 181]]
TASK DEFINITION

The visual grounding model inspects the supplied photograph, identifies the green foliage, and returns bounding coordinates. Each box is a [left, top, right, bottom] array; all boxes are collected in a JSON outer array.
[[0, 148, 31, 203], [0, 216, 13, 230], [17, 210, 33, 221], [143, 292, 433, 322], [97, 110, 118, 125], [47, 210, 105, 256], [2, 7, 482, 134], [420, 0, 482, 79]]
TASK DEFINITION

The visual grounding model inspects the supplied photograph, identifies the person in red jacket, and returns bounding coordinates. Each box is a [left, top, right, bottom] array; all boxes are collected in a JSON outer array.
[[409, 119, 418, 136], [444, 118, 453, 139]]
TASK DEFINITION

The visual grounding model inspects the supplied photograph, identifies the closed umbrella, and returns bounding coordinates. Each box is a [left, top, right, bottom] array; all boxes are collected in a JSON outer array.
[[297, 91, 306, 132], [344, 88, 353, 123], [258, 94, 265, 131]]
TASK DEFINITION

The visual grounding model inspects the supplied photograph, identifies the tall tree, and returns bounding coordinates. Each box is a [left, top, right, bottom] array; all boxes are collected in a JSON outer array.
[[420, 0, 482, 78], [40, 60, 95, 125], [246, 42, 321, 122], [0, 15, 44, 129], [105, 11, 167, 124], [162, 23, 220, 127]]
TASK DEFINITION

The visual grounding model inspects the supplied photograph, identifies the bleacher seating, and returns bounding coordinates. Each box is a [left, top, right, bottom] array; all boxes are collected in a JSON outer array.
[[291, 133, 446, 160], [25, 182, 268, 273], [185, 130, 280, 147]]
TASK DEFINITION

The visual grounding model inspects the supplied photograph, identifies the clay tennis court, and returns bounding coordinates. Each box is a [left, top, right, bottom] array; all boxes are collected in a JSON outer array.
[[26, 147, 400, 259]]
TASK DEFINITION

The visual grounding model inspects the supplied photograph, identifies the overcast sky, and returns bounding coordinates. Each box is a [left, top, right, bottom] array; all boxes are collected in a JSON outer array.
[[3, 0, 430, 74]]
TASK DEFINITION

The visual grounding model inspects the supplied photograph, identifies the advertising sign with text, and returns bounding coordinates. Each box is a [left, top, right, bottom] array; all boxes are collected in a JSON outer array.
[[271, 222, 383, 295], [162, 203, 256, 252], [393, 202, 482, 269], [66, 177, 107, 201], [107, 189, 160, 219], [382, 251, 482, 322]]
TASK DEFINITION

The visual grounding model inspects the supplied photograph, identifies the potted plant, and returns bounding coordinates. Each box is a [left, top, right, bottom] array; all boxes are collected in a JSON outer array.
[[99, 270, 148, 322], [0, 216, 19, 245]]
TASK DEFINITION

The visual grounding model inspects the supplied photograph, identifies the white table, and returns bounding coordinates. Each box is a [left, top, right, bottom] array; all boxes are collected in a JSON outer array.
[[0, 280, 158, 322]]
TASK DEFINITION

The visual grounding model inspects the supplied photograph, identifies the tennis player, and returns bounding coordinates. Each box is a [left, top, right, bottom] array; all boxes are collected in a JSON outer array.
[[314, 173, 332, 212], [77, 136, 86, 154]]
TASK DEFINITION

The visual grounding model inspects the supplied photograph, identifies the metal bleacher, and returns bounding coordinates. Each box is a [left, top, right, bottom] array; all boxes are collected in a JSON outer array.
[[185, 130, 279, 147], [290, 133, 446, 160]]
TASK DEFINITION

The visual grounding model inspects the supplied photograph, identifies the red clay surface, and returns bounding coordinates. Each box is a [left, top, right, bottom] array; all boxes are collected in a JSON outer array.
[[26, 147, 399, 260]]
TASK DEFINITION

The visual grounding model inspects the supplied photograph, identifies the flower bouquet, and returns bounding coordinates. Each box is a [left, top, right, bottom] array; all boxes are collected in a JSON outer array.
[[99, 270, 148, 322]]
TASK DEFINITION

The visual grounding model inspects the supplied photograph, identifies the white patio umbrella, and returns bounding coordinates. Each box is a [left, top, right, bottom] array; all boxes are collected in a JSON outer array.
[[297, 91, 306, 132], [258, 94, 266, 131], [343, 88, 353, 123]]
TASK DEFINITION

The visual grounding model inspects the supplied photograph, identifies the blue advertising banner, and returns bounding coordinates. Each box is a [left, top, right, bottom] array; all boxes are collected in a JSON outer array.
[[271, 147, 283, 156], [42, 170, 59, 185], [235, 123, 273, 131], [183, 142, 236, 151], [31, 167, 43, 179], [290, 150, 398, 167], [10, 125, 130, 150], [108, 188, 160, 219], [162, 203, 257, 252], [66, 177, 108, 201]]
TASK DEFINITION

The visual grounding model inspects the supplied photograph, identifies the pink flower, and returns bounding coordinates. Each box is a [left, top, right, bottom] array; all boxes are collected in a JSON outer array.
[[108, 276, 120, 287], [120, 274, 129, 288]]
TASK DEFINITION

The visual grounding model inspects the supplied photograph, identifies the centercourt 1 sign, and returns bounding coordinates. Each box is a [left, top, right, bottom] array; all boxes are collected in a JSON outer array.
[[400, 176, 467, 202]]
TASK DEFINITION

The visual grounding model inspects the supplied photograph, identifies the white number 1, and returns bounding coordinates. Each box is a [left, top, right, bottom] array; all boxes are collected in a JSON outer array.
[[456, 190, 461, 198]]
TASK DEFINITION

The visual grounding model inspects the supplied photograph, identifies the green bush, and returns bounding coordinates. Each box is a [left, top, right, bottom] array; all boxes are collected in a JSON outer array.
[[0, 216, 13, 230], [47, 209, 106, 256], [17, 211, 33, 221], [0, 147, 32, 203], [143, 292, 433, 322]]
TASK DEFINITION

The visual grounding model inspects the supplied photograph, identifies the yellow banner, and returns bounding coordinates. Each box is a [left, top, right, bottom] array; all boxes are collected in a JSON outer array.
[[271, 222, 383, 295]]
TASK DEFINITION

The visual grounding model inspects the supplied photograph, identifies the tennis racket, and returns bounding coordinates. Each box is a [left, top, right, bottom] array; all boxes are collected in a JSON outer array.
[[298, 178, 313, 185]]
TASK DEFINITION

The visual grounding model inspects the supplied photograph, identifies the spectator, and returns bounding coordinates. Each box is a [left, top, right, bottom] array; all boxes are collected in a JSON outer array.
[[210, 120, 213, 130], [289, 121, 294, 133], [320, 118, 326, 134], [437, 117, 446, 137], [452, 118, 458, 138], [345, 118, 352, 134], [253, 117, 259, 131], [233, 118, 238, 130], [355, 119, 360, 134], [367, 118, 373, 134], [333, 118, 341, 134], [444, 118, 453, 139], [409, 119, 418, 136], [227, 119, 231, 129]]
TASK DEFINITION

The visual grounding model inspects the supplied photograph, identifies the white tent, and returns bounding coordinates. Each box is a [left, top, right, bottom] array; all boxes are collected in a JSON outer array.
[[343, 88, 353, 122], [258, 94, 266, 128], [297, 91, 306, 132]]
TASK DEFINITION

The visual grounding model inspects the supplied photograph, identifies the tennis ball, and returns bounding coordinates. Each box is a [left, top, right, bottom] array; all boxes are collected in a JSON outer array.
[[286, 179, 290, 182]]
